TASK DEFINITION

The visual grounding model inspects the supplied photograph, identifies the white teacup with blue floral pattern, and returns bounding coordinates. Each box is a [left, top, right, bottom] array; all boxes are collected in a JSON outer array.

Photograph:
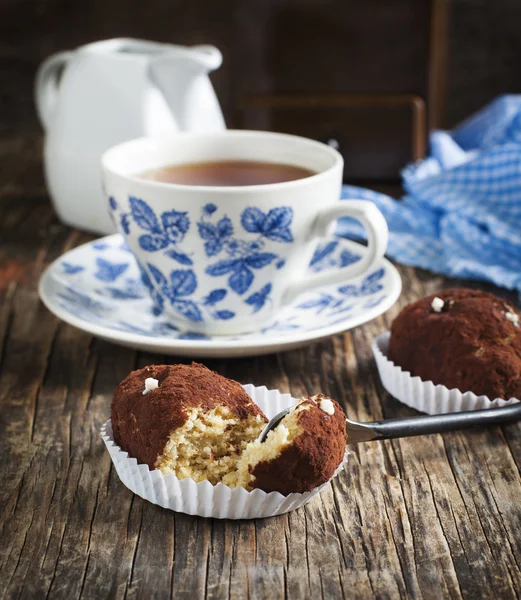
[[102, 131, 388, 335]]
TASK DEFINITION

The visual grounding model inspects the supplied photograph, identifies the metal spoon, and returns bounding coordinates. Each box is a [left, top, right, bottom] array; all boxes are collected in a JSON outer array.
[[258, 402, 521, 444]]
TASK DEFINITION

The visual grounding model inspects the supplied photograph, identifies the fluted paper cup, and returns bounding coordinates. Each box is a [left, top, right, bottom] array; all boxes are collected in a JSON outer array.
[[101, 384, 348, 519], [373, 331, 520, 415]]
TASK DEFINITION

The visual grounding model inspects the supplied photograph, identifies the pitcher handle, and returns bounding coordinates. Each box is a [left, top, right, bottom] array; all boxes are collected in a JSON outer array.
[[35, 51, 73, 130], [282, 201, 389, 305]]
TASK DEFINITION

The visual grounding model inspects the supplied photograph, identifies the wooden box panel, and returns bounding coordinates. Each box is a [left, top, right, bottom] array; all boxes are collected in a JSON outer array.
[[232, 0, 443, 179], [232, 0, 432, 96], [242, 94, 426, 181]]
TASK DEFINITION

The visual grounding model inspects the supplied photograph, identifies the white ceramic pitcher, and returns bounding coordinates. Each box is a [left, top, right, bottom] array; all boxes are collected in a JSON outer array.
[[35, 38, 226, 234]]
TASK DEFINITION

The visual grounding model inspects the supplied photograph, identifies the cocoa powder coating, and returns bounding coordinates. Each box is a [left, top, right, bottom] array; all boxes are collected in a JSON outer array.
[[111, 362, 266, 469], [251, 394, 347, 495], [389, 289, 521, 399]]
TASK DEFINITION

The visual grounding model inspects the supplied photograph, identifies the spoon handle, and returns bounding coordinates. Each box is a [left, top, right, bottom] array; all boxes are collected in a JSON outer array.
[[346, 402, 521, 444]]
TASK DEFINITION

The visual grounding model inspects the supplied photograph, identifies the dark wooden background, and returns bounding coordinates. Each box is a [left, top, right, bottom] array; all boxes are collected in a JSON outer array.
[[1, 0, 521, 180]]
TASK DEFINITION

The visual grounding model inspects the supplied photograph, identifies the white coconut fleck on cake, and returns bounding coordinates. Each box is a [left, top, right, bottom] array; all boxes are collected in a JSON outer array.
[[505, 311, 519, 326], [142, 377, 159, 395], [319, 398, 335, 415], [431, 297, 444, 313]]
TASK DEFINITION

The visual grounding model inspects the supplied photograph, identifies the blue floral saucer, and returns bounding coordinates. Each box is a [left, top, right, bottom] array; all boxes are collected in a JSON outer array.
[[39, 234, 401, 357]]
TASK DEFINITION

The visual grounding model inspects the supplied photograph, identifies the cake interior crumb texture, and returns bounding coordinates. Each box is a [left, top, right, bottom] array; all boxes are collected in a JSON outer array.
[[156, 406, 265, 485], [223, 403, 308, 489], [156, 402, 309, 489]]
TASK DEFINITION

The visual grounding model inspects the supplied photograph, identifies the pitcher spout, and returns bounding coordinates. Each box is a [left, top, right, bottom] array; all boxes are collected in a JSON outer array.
[[148, 44, 225, 133], [149, 44, 222, 74], [187, 45, 223, 72]]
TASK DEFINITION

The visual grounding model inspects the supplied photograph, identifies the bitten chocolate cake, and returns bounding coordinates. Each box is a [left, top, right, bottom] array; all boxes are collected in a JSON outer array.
[[111, 363, 267, 485], [111, 363, 347, 494], [223, 394, 347, 494], [388, 289, 521, 399]]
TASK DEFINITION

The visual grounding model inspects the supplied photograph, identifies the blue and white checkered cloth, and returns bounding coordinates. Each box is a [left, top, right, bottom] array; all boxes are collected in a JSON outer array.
[[337, 95, 521, 295]]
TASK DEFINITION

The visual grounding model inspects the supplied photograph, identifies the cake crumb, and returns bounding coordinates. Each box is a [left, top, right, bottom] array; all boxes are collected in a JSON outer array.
[[319, 398, 335, 415], [431, 297, 444, 313], [142, 377, 159, 395], [505, 311, 519, 326]]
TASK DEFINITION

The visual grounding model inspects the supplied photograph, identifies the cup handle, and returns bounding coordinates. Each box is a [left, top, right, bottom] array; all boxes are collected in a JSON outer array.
[[282, 200, 389, 305]]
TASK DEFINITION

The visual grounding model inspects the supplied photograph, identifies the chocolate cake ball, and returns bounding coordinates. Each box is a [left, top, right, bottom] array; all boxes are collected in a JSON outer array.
[[111, 363, 267, 485], [224, 394, 347, 495], [389, 289, 521, 399]]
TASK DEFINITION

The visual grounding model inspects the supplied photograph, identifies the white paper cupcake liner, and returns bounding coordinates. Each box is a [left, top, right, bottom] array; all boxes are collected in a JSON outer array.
[[101, 384, 348, 519], [373, 331, 520, 415]]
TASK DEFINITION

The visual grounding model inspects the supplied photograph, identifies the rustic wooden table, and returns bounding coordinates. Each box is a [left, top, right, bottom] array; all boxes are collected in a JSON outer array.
[[2, 140, 521, 600]]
